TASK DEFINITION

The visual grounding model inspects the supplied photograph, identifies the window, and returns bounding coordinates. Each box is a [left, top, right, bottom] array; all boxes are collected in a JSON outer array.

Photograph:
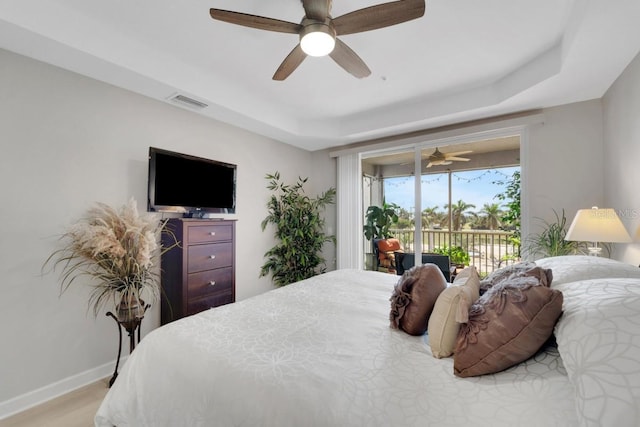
[[332, 115, 540, 271], [358, 136, 522, 275]]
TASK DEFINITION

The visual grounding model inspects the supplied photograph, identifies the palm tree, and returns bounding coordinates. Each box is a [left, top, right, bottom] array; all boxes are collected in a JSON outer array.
[[478, 203, 503, 230], [422, 206, 442, 228], [435, 210, 450, 229], [446, 200, 476, 231], [395, 207, 414, 229]]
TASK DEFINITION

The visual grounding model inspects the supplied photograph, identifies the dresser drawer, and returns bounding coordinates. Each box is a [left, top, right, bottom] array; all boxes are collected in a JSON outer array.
[[187, 291, 234, 316], [188, 223, 233, 244], [161, 218, 236, 325], [187, 267, 233, 300], [187, 242, 233, 273]]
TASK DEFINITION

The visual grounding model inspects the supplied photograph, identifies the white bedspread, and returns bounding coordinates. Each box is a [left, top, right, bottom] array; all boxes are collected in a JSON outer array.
[[95, 269, 577, 427]]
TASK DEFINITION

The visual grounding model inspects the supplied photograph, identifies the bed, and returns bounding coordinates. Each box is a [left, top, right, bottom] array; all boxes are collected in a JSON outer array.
[[95, 256, 640, 426]]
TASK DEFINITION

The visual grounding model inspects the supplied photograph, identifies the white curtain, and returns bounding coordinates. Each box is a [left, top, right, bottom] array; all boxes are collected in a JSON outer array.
[[336, 153, 363, 269]]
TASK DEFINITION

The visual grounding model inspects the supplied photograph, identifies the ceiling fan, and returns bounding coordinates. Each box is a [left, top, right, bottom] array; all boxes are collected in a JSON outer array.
[[426, 147, 472, 168], [209, 0, 426, 81]]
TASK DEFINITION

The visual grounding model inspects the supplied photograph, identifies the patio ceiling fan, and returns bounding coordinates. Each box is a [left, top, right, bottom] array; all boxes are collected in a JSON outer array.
[[209, 0, 426, 80], [426, 147, 472, 168]]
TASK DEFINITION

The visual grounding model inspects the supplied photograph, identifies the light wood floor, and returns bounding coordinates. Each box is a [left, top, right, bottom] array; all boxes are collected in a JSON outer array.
[[1, 378, 109, 427]]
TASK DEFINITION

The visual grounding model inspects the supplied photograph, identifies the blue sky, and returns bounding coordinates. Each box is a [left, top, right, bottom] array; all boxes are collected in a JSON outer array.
[[383, 166, 519, 213]]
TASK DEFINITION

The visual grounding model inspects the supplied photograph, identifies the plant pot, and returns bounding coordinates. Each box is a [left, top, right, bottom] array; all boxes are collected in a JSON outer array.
[[365, 253, 377, 271], [116, 294, 146, 331]]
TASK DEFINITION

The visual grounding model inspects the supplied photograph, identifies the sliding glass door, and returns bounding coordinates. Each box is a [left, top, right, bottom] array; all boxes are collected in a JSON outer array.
[[359, 136, 521, 276], [362, 149, 416, 270]]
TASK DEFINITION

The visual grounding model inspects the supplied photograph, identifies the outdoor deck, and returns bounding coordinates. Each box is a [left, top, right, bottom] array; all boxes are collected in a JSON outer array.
[[389, 228, 520, 277]]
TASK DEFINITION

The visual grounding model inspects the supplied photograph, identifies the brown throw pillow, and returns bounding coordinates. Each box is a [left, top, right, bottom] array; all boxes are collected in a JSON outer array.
[[453, 274, 563, 377], [390, 264, 448, 336]]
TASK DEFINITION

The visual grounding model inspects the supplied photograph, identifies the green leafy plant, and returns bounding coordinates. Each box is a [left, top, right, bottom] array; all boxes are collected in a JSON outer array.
[[494, 170, 521, 255], [523, 209, 585, 258], [363, 201, 399, 241], [260, 172, 336, 287], [433, 245, 470, 266]]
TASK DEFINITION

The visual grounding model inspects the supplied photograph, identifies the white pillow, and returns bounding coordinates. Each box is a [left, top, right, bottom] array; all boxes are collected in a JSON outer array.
[[554, 278, 640, 426], [535, 255, 640, 286], [427, 266, 480, 358]]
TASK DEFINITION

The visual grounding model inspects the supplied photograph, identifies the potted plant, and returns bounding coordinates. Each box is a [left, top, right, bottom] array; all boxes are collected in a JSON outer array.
[[260, 172, 336, 286], [363, 201, 399, 242], [45, 198, 173, 324], [363, 202, 399, 269], [434, 245, 470, 267], [523, 209, 587, 258]]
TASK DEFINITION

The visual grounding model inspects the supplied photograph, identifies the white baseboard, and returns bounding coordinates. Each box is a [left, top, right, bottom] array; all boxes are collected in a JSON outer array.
[[0, 357, 126, 420]]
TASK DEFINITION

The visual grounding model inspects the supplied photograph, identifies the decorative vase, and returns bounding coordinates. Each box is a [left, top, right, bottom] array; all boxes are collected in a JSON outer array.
[[116, 293, 146, 331]]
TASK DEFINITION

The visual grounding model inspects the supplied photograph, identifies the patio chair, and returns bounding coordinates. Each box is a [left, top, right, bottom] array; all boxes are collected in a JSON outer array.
[[394, 252, 451, 282]]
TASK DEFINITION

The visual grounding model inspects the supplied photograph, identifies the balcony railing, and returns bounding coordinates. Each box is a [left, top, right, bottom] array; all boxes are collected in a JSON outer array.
[[389, 228, 520, 277]]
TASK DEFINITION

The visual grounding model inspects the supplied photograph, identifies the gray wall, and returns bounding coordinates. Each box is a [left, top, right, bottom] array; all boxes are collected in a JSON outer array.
[[603, 51, 640, 262], [311, 149, 338, 270], [526, 100, 605, 241], [0, 48, 320, 409]]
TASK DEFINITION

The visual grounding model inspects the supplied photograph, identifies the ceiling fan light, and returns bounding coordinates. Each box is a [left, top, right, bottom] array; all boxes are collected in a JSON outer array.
[[300, 23, 335, 57]]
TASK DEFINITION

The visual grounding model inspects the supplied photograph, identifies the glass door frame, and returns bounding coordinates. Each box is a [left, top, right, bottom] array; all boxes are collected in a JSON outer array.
[[356, 126, 529, 269]]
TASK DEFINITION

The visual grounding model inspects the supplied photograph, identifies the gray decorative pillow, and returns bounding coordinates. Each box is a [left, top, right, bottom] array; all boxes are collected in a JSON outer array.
[[390, 264, 448, 336], [479, 262, 547, 294]]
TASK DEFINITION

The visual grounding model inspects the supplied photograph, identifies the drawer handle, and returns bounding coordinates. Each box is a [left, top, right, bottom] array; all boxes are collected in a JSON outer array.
[[209, 255, 216, 259], [209, 232, 216, 236], [209, 281, 216, 286]]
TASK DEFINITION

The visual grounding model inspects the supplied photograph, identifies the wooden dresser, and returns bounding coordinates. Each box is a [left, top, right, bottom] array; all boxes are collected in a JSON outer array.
[[160, 218, 236, 325]]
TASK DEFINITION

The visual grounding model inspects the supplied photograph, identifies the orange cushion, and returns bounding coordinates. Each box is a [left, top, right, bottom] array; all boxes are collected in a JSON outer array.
[[377, 239, 401, 261]]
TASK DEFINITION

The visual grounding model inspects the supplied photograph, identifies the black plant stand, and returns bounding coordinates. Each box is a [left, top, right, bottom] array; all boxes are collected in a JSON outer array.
[[106, 305, 149, 387]]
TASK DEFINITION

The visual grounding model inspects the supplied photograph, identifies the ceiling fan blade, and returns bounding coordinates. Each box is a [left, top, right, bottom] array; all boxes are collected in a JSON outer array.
[[210, 9, 300, 34], [446, 150, 473, 157], [446, 156, 470, 162], [302, 0, 331, 21], [329, 38, 371, 78], [428, 159, 453, 167], [333, 0, 425, 36], [273, 44, 307, 81]]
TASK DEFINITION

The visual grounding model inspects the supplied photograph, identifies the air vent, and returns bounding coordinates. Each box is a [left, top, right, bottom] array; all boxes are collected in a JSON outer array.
[[167, 93, 209, 110]]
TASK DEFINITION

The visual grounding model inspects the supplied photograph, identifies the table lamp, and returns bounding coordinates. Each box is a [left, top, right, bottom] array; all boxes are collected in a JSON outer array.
[[565, 206, 631, 256]]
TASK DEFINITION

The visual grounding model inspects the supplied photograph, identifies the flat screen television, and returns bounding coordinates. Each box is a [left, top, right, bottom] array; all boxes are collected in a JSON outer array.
[[148, 147, 236, 216]]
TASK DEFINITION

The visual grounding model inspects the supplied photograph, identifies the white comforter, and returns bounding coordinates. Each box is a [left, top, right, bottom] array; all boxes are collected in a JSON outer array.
[[96, 269, 578, 426]]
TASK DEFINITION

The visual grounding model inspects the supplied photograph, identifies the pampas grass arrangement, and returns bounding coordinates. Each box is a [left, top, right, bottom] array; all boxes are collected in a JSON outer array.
[[45, 198, 172, 317]]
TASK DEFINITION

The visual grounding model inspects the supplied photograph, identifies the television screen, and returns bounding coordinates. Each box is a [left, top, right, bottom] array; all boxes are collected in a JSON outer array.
[[148, 147, 236, 215]]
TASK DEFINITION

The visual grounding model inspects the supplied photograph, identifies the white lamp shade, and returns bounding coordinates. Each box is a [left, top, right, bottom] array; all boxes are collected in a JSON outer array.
[[565, 207, 632, 243]]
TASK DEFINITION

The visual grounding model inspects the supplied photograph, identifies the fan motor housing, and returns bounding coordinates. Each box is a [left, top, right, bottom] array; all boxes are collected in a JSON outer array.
[[300, 19, 336, 56]]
